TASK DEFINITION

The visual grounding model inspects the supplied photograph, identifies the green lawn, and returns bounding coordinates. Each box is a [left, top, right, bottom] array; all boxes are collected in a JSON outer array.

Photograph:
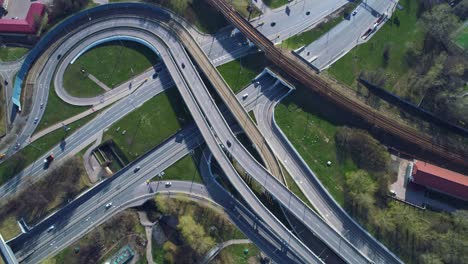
[[275, 88, 360, 206], [0, 113, 98, 185], [0, 47, 28, 62], [328, 0, 424, 91], [156, 148, 203, 183], [0, 215, 20, 241], [215, 243, 261, 264], [217, 52, 269, 93], [64, 40, 158, 96], [36, 84, 88, 132], [454, 24, 468, 50], [262, 0, 289, 9], [63, 62, 104, 98], [103, 87, 191, 162], [282, 15, 343, 50]]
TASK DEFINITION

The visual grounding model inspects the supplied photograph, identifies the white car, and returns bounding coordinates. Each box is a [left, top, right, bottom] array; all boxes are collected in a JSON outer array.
[[105, 202, 112, 209], [165, 182, 172, 187], [47, 225, 55, 232], [242, 93, 248, 100]]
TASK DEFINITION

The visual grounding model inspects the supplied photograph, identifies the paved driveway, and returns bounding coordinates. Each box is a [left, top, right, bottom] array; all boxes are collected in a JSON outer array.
[[3, 0, 30, 19]]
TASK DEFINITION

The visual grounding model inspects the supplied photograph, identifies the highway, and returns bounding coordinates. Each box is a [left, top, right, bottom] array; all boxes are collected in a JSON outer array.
[[11, 78, 316, 264], [0, 0, 348, 159], [0, 2, 403, 264], [252, 79, 402, 263], [298, 0, 398, 70]]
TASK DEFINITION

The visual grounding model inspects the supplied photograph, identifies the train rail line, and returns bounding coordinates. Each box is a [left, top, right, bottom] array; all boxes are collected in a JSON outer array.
[[168, 20, 285, 183], [209, 0, 468, 169]]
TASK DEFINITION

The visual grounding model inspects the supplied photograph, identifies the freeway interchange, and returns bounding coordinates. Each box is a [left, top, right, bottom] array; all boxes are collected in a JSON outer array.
[[0, 2, 404, 264]]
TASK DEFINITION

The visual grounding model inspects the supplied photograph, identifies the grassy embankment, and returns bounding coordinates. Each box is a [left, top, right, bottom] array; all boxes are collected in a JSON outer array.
[[262, 0, 289, 9], [63, 40, 159, 98], [103, 88, 191, 163], [0, 47, 28, 62], [328, 0, 424, 92]]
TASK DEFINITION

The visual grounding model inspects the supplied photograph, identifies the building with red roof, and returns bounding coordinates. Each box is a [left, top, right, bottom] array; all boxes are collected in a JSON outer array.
[[410, 160, 468, 201], [0, 2, 45, 34]]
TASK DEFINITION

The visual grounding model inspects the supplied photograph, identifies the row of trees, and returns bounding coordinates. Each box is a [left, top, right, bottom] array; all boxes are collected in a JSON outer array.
[[0, 157, 85, 224], [405, 2, 467, 127]]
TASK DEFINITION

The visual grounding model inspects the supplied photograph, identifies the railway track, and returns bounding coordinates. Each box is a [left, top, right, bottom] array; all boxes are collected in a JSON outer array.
[[167, 20, 285, 183], [209, 0, 468, 169]]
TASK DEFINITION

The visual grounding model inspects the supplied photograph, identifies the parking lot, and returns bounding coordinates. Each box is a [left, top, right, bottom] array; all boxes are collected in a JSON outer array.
[[2, 0, 31, 19]]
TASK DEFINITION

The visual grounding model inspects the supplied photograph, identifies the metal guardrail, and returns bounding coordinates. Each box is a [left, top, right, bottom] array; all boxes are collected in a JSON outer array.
[[0, 234, 18, 264]]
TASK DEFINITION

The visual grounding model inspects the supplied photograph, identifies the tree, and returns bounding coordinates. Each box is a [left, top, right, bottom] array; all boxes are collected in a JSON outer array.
[[178, 214, 215, 255], [48, 0, 89, 20], [345, 170, 377, 216], [382, 44, 391, 67], [420, 5, 460, 45], [453, 0, 468, 20], [418, 0, 445, 11], [163, 241, 177, 263], [419, 253, 444, 264], [336, 127, 390, 172]]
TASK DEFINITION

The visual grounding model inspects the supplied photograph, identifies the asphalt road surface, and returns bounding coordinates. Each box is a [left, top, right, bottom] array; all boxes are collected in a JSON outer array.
[[1, 3, 402, 264], [298, 0, 399, 70]]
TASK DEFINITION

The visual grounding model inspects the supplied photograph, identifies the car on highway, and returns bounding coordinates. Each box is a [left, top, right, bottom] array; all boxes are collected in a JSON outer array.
[[34, 117, 39, 124], [47, 225, 55, 232], [44, 153, 54, 164], [165, 182, 172, 187], [105, 202, 112, 209], [226, 140, 232, 148], [134, 166, 141, 173]]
